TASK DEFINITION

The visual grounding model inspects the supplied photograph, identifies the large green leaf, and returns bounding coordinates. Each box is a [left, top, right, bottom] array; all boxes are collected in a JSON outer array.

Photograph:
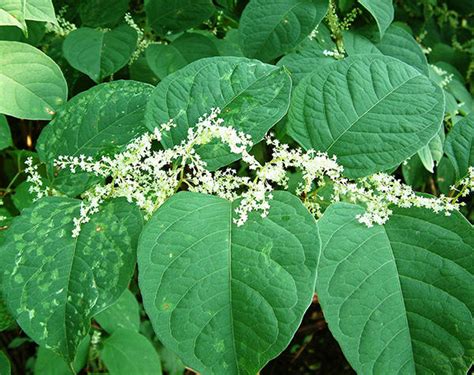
[[287, 55, 444, 178], [146, 56, 291, 170], [443, 113, 474, 181], [344, 25, 429, 76], [146, 33, 219, 80], [138, 191, 318, 374], [358, 0, 393, 38], [0, 115, 12, 150], [0, 0, 56, 32], [317, 203, 473, 374], [37, 80, 153, 162], [0, 197, 143, 362], [63, 25, 138, 82], [238, 0, 328, 62], [145, 0, 215, 35], [100, 328, 162, 375], [0, 41, 67, 120], [94, 289, 140, 334]]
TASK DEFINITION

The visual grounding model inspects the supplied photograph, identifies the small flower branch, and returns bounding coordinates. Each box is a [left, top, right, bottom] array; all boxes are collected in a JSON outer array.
[[26, 109, 474, 237]]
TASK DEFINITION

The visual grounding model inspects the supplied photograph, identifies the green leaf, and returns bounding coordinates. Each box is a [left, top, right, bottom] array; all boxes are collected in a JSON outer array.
[[100, 328, 162, 375], [146, 56, 291, 170], [63, 25, 138, 82], [145, 0, 215, 35], [287, 55, 445, 178], [146, 33, 219, 80], [138, 191, 318, 374], [239, 0, 328, 62], [316, 203, 474, 374], [0, 197, 143, 362], [0, 41, 67, 120], [79, 0, 130, 28], [0, 115, 12, 150], [0, 351, 11, 375], [37, 80, 153, 162], [344, 25, 429, 76], [0, 1, 26, 30], [0, 0, 56, 32], [277, 37, 336, 86], [34, 335, 90, 375], [12, 181, 35, 211], [24, 0, 56, 24], [417, 127, 445, 173], [358, 0, 393, 38], [444, 113, 474, 181], [94, 289, 140, 334]]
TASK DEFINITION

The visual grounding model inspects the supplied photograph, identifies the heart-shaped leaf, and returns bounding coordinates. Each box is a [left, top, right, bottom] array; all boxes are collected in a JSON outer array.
[[443, 113, 474, 181], [138, 191, 318, 374], [316, 203, 473, 374], [358, 0, 394, 38], [238, 0, 329, 62], [0, 197, 143, 362], [146, 56, 292, 170], [0, 41, 67, 120], [63, 25, 138, 82], [287, 54, 444, 178], [37, 80, 153, 162]]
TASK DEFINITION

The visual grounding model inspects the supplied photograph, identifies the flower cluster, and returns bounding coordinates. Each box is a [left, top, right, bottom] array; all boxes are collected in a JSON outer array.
[[27, 109, 474, 237], [124, 13, 152, 64], [24, 157, 48, 200], [331, 173, 461, 227], [45, 7, 76, 37]]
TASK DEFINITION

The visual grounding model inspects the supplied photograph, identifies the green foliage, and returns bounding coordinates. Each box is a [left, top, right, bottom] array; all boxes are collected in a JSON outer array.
[[138, 191, 318, 374], [0, 197, 142, 362], [238, 0, 329, 62], [100, 328, 162, 375], [146, 57, 292, 170], [288, 54, 444, 178], [63, 25, 138, 82], [0, 0, 473, 374], [0, 41, 67, 120], [317, 203, 473, 374]]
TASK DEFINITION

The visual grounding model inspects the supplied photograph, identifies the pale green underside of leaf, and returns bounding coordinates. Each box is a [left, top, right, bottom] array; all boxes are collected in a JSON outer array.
[[37, 80, 153, 162], [443, 113, 474, 181], [239, 0, 329, 62], [94, 289, 140, 334], [287, 54, 445, 178], [417, 126, 444, 173], [145, 56, 292, 170], [0, 115, 12, 150], [100, 328, 163, 375], [138, 191, 318, 375], [0, 197, 143, 362], [63, 25, 138, 82], [145, 0, 215, 35], [344, 25, 429, 76], [317, 203, 474, 374], [0, 41, 67, 120], [357, 0, 394, 38], [0, 0, 56, 32]]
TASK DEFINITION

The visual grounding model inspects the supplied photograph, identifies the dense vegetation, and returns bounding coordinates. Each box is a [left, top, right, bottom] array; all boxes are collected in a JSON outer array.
[[0, 0, 473, 374]]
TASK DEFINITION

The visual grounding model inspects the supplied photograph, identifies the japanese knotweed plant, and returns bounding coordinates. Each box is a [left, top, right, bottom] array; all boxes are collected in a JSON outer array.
[[0, 0, 473, 375]]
